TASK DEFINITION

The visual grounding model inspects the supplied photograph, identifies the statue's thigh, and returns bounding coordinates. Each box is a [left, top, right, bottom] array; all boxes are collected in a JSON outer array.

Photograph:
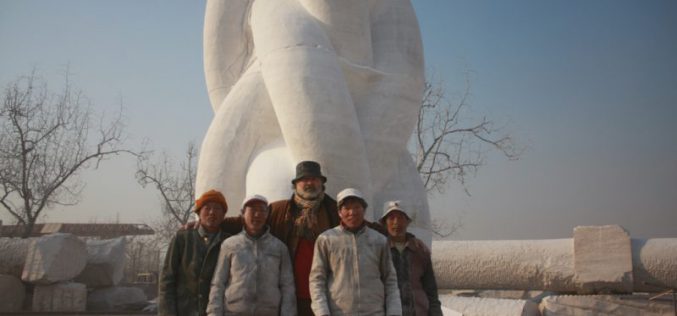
[[196, 71, 280, 205]]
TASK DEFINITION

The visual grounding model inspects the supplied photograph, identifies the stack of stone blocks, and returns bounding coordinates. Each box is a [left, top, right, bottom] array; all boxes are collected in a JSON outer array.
[[0, 233, 146, 312], [433, 225, 677, 316]]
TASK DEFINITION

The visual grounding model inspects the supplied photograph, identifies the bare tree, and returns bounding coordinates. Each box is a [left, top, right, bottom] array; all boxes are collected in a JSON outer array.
[[124, 235, 162, 284], [0, 70, 135, 238], [429, 214, 464, 239], [413, 72, 523, 239], [413, 72, 522, 195], [135, 142, 197, 246]]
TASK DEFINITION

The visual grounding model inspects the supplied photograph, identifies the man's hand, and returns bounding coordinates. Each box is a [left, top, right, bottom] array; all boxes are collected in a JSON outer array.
[[181, 220, 199, 230]]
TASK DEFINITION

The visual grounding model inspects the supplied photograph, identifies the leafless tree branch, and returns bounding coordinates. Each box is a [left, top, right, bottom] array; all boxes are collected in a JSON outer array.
[[0, 69, 136, 237], [411, 71, 525, 238], [136, 141, 198, 245], [412, 72, 524, 196]]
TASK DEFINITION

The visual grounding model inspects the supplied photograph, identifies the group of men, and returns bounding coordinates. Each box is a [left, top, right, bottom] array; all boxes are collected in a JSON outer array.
[[159, 161, 442, 316]]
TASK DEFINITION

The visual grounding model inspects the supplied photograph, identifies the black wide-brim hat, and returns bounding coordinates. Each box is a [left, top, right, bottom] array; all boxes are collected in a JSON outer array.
[[291, 160, 327, 184]]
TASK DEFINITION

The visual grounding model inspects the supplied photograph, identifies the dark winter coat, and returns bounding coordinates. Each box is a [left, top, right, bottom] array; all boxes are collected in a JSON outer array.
[[389, 233, 442, 316], [158, 229, 229, 316]]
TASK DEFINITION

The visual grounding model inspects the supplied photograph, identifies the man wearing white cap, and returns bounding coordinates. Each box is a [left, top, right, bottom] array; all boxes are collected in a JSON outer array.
[[207, 195, 296, 316], [191, 161, 341, 315], [309, 188, 401, 316], [381, 201, 442, 316]]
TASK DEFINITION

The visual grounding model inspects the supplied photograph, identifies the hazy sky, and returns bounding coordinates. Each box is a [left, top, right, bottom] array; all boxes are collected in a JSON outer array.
[[1, 0, 676, 240]]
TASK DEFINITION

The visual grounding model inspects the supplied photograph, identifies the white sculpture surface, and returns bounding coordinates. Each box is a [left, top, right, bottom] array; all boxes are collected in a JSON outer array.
[[197, 0, 431, 243]]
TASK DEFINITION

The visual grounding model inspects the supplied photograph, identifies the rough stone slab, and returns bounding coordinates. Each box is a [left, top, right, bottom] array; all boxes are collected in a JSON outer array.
[[87, 286, 148, 311], [0, 274, 26, 312], [540, 294, 674, 316], [32, 282, 86, 312], [0, 238, 33, 277], [75, 237, 126, 287], [439, 295, 540, 316], [21, 233, 87, 284], [573, 225, 633, 294], [433, 239, 576, 291]]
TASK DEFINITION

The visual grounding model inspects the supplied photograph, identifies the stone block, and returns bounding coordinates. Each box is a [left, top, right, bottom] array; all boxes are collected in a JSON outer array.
[[0, 274, 26, 312], [0, 238, 33, 277], [87, 286, 148, 311], [32, 282, 86, 312], [75, 237, 126, 287], [22, 233, 87, 284], [540, 294, 674, 316], [439, 295, 540, 316], [573, 225, 633, 294]]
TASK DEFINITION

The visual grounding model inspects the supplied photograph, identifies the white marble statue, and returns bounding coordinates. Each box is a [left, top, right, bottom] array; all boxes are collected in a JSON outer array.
[[197, 0, 431, 243]]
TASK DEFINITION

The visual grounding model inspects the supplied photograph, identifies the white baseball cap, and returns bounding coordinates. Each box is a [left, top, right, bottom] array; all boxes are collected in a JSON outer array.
[[379, 200, 412, 223], [336, 188, 368, 208], [241, 194, 269, 209]]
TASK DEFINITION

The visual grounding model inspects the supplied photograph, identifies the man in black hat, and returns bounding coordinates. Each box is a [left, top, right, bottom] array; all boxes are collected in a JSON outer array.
[[206, 161, 339, 316], [267, 161, 340, 316]]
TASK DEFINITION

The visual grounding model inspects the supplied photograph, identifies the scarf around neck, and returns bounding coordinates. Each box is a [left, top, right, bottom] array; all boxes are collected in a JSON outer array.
[[293, 191, 325, 240]]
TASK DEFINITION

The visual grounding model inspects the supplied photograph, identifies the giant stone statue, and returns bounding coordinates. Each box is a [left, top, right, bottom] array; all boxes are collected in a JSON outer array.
[[197, 0, 431, 243]]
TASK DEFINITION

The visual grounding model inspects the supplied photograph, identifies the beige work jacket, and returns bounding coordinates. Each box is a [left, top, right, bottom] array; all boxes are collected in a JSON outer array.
[[206, 228, 296, 316], [309, 224, 401, 316]]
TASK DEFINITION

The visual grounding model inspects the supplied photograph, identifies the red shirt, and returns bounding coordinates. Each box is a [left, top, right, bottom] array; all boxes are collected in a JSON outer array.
[[294, 238, 315, 299]]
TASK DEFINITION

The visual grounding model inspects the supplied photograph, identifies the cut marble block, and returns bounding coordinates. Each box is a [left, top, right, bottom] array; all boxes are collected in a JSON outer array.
[[433, 239, 576, 291], [32, 282, 86, 312], [87, 286, 147, 311], [631, 238, 677, 292], [573, 225, 633, 294], [22, 233, 87, 284], [75, 237, 126, 287]]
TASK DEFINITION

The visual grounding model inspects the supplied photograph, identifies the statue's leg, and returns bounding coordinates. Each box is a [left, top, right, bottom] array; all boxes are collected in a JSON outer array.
[[196, 68, 281, 208], [250, 0, 374, 215], [354, 0, 429, 228]]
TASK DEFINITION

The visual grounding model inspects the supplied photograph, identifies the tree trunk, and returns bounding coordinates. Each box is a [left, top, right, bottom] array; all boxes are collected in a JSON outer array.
[[20, 221, 34, 239]]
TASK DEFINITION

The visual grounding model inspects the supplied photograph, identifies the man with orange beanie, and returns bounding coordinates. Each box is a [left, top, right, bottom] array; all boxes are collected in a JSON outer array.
[[159, 189, 230, 316]]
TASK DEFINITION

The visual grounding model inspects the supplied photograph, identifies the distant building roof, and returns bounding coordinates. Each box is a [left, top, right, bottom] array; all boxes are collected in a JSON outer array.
[[0, 223, 155, 238]]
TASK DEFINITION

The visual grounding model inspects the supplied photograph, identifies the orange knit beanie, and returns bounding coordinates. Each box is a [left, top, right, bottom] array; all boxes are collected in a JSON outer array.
[[195, 189, 228, 214]]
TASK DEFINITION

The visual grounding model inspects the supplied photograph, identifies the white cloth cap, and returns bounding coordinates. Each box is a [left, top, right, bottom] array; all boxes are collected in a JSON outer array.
[[380, 200, 412, 222], [336, 188, 367, 207], [241, 194, 268, 208]]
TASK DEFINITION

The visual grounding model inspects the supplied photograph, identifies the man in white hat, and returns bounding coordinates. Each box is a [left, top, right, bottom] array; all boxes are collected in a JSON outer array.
[[309, 188, 401, 316], [207, 195, 296, 316], [381, 201, 442, 316], [190, 161, 341, 316]]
